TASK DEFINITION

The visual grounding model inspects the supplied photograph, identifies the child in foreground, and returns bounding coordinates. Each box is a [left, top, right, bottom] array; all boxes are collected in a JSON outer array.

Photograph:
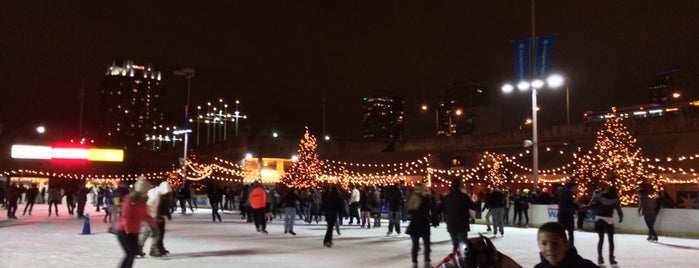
[[535, 222, 599, 268]]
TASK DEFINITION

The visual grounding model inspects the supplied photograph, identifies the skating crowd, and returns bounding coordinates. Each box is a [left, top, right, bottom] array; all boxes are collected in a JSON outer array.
[[1, 177, 668, 268]]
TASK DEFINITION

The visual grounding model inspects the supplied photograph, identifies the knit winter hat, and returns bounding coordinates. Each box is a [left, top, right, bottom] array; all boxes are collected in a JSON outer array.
[[133, 176, 151, 193], [564, 182, 576, 190]]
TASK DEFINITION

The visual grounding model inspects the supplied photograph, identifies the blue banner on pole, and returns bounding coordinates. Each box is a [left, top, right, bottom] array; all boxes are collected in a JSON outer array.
[[536, 35, 555, 78], [513, 38, 531, 83]]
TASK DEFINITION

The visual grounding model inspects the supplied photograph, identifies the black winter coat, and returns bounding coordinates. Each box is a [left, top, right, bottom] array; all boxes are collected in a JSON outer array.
[[534, 247, 599, 268], [406, 194, 436, 236], [443, 190, 480, 233], [556, 189, 578, 217]]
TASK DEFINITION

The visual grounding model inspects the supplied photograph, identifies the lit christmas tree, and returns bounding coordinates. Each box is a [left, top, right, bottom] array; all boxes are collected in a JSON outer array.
[[483, 152, 507, 187], [571, 115, 661, 205], [281, 126, 324, 188]]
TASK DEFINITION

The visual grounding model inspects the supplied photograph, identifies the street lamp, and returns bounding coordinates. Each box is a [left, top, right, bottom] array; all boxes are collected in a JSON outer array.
[[173, 129, 192, 185], [232, 100, 247, 136], [502, 73, 563, 188], [174, 68, 195, 122], [546, 74, 571, 125], [420, 104, 439, 135]]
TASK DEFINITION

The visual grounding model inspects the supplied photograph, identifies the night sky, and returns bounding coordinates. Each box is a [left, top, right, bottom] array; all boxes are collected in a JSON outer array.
[[2, 1, 699, 141]]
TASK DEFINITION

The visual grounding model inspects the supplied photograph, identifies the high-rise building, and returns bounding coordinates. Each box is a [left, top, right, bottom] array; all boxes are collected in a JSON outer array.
[[361, 90, 405, 140], [99, 60, 166, 150], [437, 81, 499, 135], [650, 68, 694, 104]]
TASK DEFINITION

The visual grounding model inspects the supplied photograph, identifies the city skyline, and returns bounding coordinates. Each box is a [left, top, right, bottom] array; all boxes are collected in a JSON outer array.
[[2, 1, 699, 142]]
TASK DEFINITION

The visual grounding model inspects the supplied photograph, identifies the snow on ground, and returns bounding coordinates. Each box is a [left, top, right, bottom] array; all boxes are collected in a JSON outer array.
[[2, 204, 699, 268]]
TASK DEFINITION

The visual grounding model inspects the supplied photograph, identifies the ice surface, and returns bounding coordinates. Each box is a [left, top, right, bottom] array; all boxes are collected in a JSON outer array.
[[2, 204, 698, 268]]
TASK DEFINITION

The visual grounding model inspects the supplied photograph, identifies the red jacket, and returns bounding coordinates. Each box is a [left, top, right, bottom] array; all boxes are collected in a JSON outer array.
[[116, 194, 155, 234], [249, 187, 267, 209]]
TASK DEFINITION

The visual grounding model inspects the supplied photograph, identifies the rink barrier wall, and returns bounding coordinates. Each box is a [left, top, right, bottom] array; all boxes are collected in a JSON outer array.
[[472, 204, 699, 238], [194, 198, 699, 238]]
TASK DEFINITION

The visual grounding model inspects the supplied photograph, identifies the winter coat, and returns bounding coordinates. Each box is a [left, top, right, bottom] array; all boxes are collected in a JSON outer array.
[[320, 191, 344, 217], [282, 190, 299, 208], [359, 190, 371, 211], [484, 189, 505, 209], [406, 194, 436, 237], [638, 193, 661, 217], [556, 188, 578, 217], [117, 194, 156, 234], [369, 189, 381, 209], [47, 188, 62, 203], [534, 246, 598, 268], [443, 190, 480, 233], [249, 186, 267, 209], [147, 182, 172, 218], [385, 186, 403, 212], [588, 191, 623, 219], [514, 194, 531, 210], [25, 186, 39, 202], [350, 188, 360, 203], [310, 191, 322, 211]]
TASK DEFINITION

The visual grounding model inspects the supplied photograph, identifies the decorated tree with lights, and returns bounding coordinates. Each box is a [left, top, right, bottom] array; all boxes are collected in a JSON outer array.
[[281, 126, 324, 188], [571, 115, 661, 205], [482, 152, 507, 187]]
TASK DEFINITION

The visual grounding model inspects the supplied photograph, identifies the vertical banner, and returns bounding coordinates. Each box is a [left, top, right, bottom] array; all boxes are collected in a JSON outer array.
[[513, 38, 531, 83], [536, 34, 556, 79]]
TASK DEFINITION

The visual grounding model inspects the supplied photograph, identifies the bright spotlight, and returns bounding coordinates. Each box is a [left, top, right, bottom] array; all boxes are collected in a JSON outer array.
[[36, 126, 46, 134], [547, 74, 564, 88], [501, 84, 514, 93], [531, 79, 544, 89], [517, 81, 530, 91]]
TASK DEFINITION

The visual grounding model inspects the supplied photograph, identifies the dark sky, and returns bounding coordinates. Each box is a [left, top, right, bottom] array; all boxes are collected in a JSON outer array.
[[2, 1, 699, 140]]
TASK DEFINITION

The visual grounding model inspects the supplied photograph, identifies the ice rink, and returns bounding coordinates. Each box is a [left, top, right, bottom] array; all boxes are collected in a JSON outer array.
[[2, 204, 699, 268]]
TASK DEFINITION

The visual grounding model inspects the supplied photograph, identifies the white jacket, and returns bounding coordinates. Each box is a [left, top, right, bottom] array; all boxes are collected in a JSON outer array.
[[146, 182, 172, 218]]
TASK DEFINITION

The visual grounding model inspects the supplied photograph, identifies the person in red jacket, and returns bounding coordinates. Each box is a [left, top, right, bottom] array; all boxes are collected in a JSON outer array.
[[249, 181, 268, 234], [115, 178, 157, 268]]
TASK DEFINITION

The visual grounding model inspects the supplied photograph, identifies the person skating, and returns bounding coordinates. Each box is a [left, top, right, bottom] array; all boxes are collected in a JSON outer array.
[[485, 186, 506, 237], [22, 183, 39, 216], [638, 188, 661, 242], [443, 178, 480, 252], [115, 178, 158, 268], [587, 185, 623, 266], [281, 187, 299, 235], [406, 183, 439, 268], [47, 184, 62, 217], [249, 181, 268, 234], [5, 183, 19, 219], [556, 182, 579, 245], [207, 183, 223, 222], [385, 183, 403, 236], [320, 185, 344, 248]]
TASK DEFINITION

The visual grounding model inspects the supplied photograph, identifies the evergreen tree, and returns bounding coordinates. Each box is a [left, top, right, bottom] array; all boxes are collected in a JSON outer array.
[[571, 116, 661, 205], [281, 126, 323, 188], [483, 152, 507, 187]]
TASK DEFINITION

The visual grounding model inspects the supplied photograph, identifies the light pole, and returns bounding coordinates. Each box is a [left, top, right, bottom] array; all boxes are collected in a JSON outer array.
[[420, 104, 439, 135], [232, 100, 247, 136], [544, 74, 568, 124], [174, 68, 195, 121], [174, 68, 194, 185], [502, 74, 563, 189], [174, 129, 192, 185]]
